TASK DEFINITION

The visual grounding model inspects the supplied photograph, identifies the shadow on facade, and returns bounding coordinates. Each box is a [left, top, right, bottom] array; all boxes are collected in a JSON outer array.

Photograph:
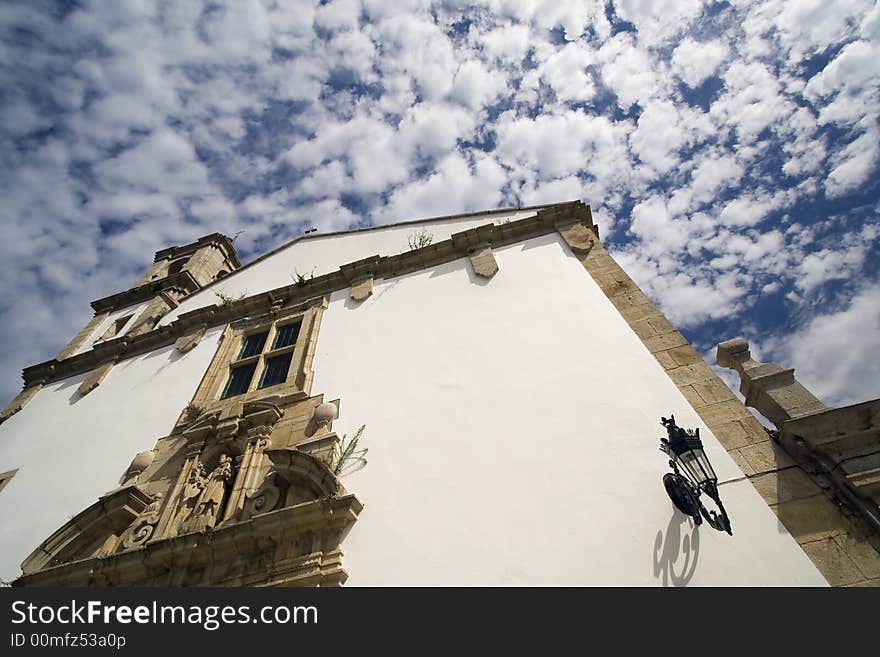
[[653, 511, 700, 587]]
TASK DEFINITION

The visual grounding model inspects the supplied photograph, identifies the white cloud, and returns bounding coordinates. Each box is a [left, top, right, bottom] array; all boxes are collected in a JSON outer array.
[[765, 283, 880, 406], [535, 42, 595, 103], [614, 0, 703, 45], [450, 59, 506, 110], [824, 129, 880, 198], [671, 38, 729, 88], [597, 33, 660, 110], [710, 61, 796, 143], [494, 109, 630, 183], [718, 189, 794, 227], [1, 0, 879, 413], [315, 0, 362, 33], [478, 22, 531, 65], [629, 100, 710, 174], [689, 154, 744, 205], [378, 151, 506, 221]]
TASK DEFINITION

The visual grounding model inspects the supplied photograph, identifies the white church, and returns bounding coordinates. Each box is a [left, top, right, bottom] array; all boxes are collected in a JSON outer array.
[[1, 200, 876, 586]]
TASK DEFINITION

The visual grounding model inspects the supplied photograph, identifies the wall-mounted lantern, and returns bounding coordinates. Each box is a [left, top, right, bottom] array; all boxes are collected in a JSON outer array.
[[659, 415, 732, 535]]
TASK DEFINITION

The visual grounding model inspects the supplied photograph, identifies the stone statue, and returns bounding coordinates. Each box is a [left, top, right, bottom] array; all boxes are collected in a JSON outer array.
[[178, 455, 234, 535], [173, 463, 206, 535]]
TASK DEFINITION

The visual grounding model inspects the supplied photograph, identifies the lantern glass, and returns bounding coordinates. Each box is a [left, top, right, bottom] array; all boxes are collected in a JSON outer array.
[[675, 449, 704, 486], [695, 448, 717, 485]]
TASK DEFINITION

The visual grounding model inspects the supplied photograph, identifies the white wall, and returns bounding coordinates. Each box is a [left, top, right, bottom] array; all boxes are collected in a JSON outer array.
[[0, 222, 827, 585], [72, 300, 150, 356], [160, 210, 539, 326], [310, 233, 827, 586], [0, 326, 224, 581]]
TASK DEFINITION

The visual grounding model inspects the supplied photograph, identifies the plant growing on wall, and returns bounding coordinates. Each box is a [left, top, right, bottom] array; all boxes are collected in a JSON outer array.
[[292, 267, 316, 287], [182, 402, 205, 422], [407, 228, 433, 250], [214, 290, 246, 306], [322, 425, 368, 477]]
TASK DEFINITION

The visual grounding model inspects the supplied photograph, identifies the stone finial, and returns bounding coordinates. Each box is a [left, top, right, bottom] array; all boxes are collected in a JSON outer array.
[[716, 337, 827, 428]]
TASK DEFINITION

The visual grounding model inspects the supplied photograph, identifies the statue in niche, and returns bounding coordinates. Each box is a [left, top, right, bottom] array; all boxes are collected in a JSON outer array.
[[179, 454, 234, 535]]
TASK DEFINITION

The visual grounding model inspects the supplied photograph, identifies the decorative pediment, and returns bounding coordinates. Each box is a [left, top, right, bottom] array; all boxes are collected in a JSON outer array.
[[20, 485, 152, 575], [17, 386, 361, 588]]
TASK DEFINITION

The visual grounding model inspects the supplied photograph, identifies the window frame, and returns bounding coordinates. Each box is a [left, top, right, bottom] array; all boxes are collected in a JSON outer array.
[[220, 318, 303, 399], [190, 296, 326, 411]]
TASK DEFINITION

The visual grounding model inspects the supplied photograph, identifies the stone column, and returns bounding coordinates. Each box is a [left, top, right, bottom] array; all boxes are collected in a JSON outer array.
[[221, 425, 273, 523], [716, 338, 827, 428]]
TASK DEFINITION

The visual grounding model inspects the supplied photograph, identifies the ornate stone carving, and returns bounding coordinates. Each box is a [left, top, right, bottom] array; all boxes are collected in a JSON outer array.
[[21, 486, 152, 575], [120, 493, 164, 550], [242, 472, 282, 520], [19, 384, 363, 587]]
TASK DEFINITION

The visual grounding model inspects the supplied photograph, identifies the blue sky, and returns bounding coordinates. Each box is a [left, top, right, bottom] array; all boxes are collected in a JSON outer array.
[[1, 0, 878, 410]]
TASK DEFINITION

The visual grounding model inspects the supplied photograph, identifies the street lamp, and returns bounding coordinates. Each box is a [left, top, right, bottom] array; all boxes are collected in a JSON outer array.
[[659, 415, 733, 535]]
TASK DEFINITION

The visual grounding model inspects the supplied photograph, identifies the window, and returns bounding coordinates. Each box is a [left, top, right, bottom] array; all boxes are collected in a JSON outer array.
[[220, 320, 303, 399], [189, 298, 325, 410]]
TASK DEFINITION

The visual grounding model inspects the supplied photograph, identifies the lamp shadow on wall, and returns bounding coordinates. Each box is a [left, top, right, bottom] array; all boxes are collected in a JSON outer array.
[[653, 510, 701, 587]]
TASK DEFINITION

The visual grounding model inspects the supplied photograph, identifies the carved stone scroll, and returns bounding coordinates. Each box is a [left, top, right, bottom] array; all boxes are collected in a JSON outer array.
[[120, 493, 164, 550]]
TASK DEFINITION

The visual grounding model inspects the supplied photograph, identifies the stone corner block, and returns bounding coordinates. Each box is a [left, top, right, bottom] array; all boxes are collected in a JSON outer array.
[[78, 361, 114, 397], [350, 276, 374, 302], [469, 246, 499, 278], [175, 325, 207, 354], [556, 221, 597, 256], [716, 337, 750, 368]]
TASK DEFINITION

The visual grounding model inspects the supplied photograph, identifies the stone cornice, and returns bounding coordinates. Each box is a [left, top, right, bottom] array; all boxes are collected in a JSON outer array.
[[21, 201, 594, 390], [90, 270, 200, 313]]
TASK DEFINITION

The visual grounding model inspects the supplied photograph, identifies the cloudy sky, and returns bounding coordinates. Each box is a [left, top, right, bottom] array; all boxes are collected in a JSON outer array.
[[1, 0, 878, 411]]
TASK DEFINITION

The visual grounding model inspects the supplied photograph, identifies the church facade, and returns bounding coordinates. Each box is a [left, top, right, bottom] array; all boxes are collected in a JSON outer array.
[[0, 200, 876, 586]]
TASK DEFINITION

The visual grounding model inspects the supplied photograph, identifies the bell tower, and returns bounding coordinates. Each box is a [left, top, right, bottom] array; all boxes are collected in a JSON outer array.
[[57, 233, 240, 359], [0, 233, 240, 424]]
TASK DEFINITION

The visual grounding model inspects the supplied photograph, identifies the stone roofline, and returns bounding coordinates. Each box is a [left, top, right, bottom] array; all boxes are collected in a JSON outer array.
[[17, 200, 593, 391]]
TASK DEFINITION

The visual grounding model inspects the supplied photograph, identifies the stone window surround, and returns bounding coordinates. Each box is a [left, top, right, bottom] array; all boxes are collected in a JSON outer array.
[[187, 297, 326, 415], [222, 319, 301, 397]]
